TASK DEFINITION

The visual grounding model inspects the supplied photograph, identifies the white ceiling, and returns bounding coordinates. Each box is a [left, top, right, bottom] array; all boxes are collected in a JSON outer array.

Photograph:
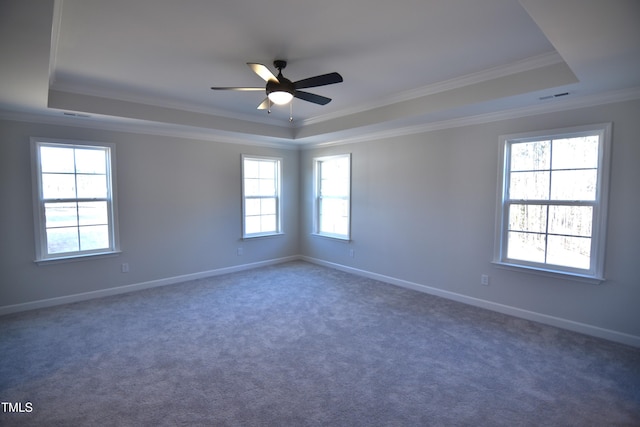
[[1, 0, 639, 146]]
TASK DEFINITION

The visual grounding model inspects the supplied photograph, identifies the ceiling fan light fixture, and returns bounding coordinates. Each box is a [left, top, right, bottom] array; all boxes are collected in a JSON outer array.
[[211, 60, 343, 112], [268, 90, 294, 105]]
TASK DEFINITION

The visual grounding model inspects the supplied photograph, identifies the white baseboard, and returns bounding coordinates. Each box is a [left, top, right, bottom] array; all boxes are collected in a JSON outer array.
[[0, 256, 300, 316], [4, 254, 638, 348], [301, 256, 640, 348]]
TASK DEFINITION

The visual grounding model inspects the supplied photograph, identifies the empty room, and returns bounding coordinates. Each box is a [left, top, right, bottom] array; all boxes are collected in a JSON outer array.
[[1, 0, 639, 425]]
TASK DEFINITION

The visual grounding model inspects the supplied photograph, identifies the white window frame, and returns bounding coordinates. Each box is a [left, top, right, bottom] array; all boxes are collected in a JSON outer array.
[[31, 137, 120, 262], [493, 123, 611, 282], [241, 155, 283, 238], [313, 153, 352, 240]]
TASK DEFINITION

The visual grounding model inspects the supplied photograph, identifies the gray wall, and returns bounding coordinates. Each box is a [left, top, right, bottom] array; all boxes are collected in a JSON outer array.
[[0, 121, 299, 307], [300, 99, 640, 340], [1, 99, 639, 344]]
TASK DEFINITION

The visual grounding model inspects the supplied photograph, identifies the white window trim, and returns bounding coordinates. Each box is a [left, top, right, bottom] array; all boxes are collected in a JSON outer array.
[[312, 153, 352, 241], [493, 123, 611, 283], [30, 137, 121, 263], [241, 154, 283, 239]]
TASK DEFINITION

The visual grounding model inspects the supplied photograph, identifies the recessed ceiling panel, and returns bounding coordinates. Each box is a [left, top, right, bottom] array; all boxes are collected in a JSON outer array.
[[51, 0, 556, 125]]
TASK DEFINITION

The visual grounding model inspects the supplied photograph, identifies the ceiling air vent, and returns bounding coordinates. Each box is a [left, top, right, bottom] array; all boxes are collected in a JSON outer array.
[[539, 92, 570, 101], [63, 112, 91, 118]]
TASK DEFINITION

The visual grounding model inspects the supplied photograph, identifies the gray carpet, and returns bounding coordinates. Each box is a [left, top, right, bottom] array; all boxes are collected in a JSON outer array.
[[1, 261, 639, 426]]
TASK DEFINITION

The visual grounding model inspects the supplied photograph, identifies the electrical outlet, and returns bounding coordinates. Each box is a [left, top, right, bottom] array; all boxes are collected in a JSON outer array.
[[121, 263, 129, 273], [480, 274, 489, 286], [237, 247, 243, 256], [349, 249, 355, 258]]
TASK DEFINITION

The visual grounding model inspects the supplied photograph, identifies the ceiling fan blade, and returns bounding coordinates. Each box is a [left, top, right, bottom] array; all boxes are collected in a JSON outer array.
[[257, 98, 270, 110], [211, 87, 264, 91], [247, 63, 279, 83], [294, 91, 332, 105], [294, 72, 343, 89]]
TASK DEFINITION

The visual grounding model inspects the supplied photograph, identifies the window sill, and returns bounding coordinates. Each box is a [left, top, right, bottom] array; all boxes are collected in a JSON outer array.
[[311, 232, 351, 242], [35, 250, 122, 265], [492, 261, 605, 285], [242, 232, 284, 240]]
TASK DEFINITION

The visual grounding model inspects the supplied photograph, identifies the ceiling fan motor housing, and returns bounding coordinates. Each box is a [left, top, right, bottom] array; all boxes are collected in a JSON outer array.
[[267, 60, 294, 96], [266, 77, 295, 96]]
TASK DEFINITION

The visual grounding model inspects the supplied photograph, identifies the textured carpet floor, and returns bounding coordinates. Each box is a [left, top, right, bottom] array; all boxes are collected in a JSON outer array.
[[1, 261, 639, 426]]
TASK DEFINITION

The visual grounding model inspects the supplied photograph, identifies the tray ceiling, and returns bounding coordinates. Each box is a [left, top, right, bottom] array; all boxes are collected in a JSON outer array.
[[1, 0, 639, 146]]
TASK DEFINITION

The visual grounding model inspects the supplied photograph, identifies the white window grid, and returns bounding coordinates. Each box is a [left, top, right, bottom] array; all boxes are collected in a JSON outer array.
[[31, 138, 119, 261], [241, 155, 282, 238], [313, 154, 351, 240], [494, 124, 611, 281]]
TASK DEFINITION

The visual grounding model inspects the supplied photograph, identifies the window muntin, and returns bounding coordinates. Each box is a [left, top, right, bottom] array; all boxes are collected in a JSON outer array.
[[242, 156, 282, 238], [32, 139, 119, 261], [495, 124, 610, 279], [314, 154, 351, 240]]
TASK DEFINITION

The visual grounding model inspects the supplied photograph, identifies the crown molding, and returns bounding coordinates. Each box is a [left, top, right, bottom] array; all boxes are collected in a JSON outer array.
[[0, 109, 297, 149], [299, 52, 565, 127], [300, 86, 640, 149], [48, 82, 284, 128], [3, 86, 638, 151]]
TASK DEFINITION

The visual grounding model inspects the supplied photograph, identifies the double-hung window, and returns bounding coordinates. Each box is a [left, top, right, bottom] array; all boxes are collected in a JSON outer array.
[[494, 123, 611, 281], [242, 155, 282, 238], [31, 138, 120, 261], [313, 154, 351, 240]]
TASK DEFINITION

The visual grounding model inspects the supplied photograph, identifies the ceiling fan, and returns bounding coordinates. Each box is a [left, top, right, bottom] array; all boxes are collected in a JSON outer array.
[[211, 60, 343, 111]]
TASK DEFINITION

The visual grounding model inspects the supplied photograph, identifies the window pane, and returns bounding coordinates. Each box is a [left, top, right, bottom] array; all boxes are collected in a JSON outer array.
[[244, 160, 260, 178], [547, 235, 591, 269], [261, 198, 276, 215], [42, 173, 76, 199], [245, 216, 261, 234], [323, 157, 350, 178], [507, 231, 546, 263], [550, 170, 597, 201], [258, 178, 275, 196], [510, 140, 550, 171], [45, 202, 78, 228], [320, 213, 349, 236], [77, 174, 107, 198], [509, 171, 549, 200], [75, 148, 107, 174], [319, 198, 349, 235], [320, 177, 348, 197], [552, 136, 598, 170], [40, 146, 75, 173], [245, 198, 260, 216], [332, 217, 349, 236], [508, 204, 546, 233], [548, 206, 592, 237], [320, 198, 349, 217], [319, 214, 334, 234], [259, 161, 275, 179], [320, 158, 350, 182], [47, 227, 79, 254], [246, 178, 275, 196], [78, 202, 108, 226], [79, 225, 110, 251], [244, 178, 260, 196], [260, 215, 276, 233]]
